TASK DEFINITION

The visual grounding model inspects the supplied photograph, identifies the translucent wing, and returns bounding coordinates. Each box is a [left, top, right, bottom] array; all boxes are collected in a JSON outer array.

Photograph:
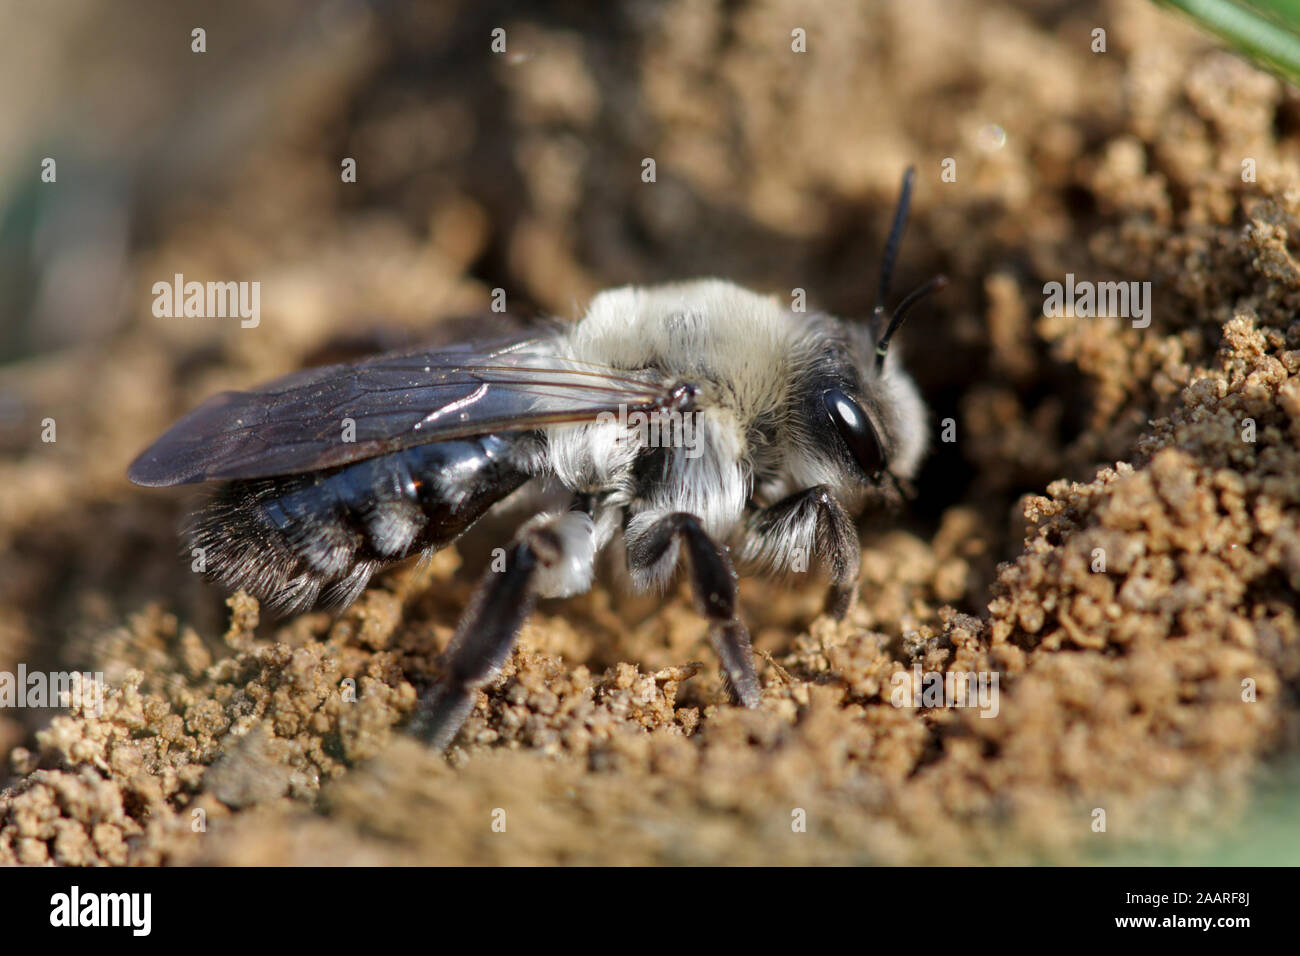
[[128, 332, 673, 486]]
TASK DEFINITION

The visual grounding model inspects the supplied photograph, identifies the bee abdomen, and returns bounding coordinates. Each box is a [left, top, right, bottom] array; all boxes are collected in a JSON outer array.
[[188, 434, 530, 613]]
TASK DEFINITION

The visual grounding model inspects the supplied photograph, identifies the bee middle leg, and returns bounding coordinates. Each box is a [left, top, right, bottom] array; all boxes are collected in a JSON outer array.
[[409, 510, 595, 750], [626, 512, 761, 708]]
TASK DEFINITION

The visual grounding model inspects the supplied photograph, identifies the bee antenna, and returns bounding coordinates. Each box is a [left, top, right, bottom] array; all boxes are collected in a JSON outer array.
[[877, 168, 915, 307], [882, 468, 917, 503], [869, 167, 916, 339], [874, 274, 948, 372]]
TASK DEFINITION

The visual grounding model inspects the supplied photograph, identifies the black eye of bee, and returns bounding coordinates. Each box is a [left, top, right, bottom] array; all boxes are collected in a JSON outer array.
[[823, 388, 885, 478]]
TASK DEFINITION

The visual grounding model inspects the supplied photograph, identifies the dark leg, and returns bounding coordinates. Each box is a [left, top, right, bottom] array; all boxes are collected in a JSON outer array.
[[409, 515, 587, 750], [738, 486, 860, 619], [627, 513, 760, 708]]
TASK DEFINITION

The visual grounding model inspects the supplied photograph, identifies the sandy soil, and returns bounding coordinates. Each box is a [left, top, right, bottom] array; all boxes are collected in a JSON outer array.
[[1, 0, 1298, 864]]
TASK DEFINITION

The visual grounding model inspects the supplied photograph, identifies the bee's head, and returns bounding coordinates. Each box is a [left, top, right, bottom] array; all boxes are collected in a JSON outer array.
[[789, 314, 931, 497], [786, 167, 944, 498]]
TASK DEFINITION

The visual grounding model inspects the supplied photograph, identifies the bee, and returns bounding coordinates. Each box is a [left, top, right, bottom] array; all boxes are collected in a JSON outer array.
[[128, 169, 944, 750]]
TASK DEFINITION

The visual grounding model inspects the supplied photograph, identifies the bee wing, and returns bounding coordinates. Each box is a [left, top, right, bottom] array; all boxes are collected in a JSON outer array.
[[128, 332, 672, 486]]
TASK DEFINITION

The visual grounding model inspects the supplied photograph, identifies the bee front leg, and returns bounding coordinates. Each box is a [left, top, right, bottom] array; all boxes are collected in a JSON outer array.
[[409, 511, 595, 750], [626, 513, 761, 708], [736, 486, 861, 619]]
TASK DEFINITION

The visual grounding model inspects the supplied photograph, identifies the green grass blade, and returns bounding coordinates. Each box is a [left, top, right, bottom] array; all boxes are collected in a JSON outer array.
[[1155, 0, 1300, 86]]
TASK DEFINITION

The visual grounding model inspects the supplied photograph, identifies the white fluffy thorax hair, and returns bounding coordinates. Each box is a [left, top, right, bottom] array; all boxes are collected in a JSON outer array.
[[539, 279, 928, 547]]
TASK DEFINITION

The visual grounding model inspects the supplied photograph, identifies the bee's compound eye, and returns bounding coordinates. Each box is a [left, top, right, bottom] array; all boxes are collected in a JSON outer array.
[[823, 389, 884, 478]]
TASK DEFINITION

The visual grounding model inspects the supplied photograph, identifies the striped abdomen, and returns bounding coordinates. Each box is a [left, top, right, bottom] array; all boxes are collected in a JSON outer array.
[[189, 434, 531, 612]]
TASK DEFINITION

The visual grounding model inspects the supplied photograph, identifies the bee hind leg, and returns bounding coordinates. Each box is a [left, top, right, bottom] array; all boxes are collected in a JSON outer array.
[[409, 510, 595, 751]]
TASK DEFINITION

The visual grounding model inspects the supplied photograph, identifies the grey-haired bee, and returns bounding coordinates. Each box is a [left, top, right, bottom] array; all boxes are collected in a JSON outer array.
[[129, 169, 944, 750]]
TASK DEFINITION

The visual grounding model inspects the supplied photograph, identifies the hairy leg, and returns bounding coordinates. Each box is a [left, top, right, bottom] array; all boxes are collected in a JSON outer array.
[[626, 512, 760, 707], [735, 486, 861, 618], [409, 511, 595, 750]]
